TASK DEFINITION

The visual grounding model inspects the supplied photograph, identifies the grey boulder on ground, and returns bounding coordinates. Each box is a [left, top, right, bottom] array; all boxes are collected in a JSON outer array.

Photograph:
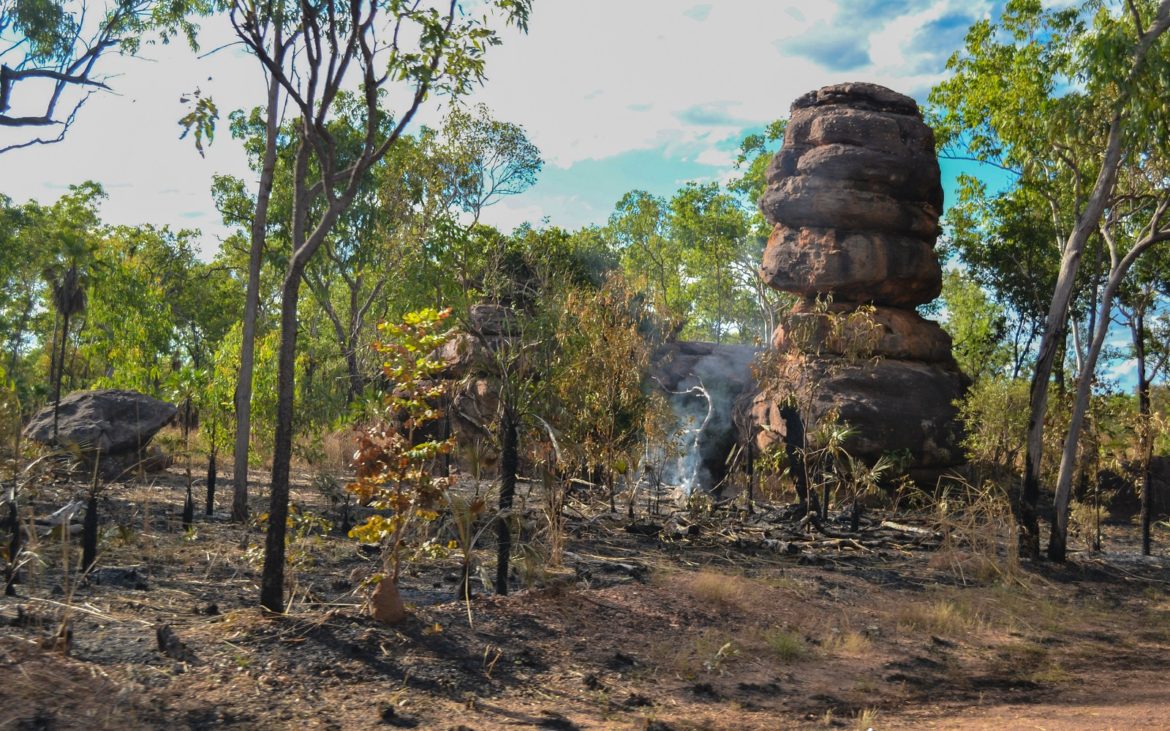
[[23, 389, 177, 478]]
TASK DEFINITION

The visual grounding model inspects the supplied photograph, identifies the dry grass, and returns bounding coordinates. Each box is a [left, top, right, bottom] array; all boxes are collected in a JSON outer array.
[[925, 479, 1023, 586], [0, 636, 149, 730], [653, 628, 743, 677], [320, 429, 357, 471], [990, 640, 1072, 684], [822, 628, 873, 657], [852, 707, 879, 730], [896, 599, 981, 635], [760, 626, 809, 662], [678, 569, 754, 611]]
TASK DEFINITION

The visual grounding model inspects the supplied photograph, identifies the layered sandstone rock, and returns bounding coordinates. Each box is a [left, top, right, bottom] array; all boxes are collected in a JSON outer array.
[[752, 82, 966, 475]]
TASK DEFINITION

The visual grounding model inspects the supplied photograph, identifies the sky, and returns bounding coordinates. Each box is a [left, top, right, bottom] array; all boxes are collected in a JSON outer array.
[[0, 0, 1009, 259]]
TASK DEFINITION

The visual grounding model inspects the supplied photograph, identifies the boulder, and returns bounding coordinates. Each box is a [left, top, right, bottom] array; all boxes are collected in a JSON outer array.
[[773, 301, 955, 364], [467, 303, 518, 336], [23, 389, 177, 479], [791, 82, 920, 115], [752, 355, 966, 469], [791, 144, 943, 209], [760, 225, 941, 306], [752, 83, 966, 478], [792, 106, 936, 158], [760, 177, 940, 240]]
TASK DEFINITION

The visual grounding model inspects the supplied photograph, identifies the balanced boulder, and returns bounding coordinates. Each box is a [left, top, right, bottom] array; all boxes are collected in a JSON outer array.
[[752, 82, 966, 477]]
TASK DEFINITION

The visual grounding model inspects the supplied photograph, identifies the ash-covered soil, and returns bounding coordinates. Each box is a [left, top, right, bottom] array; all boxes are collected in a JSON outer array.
[[3, 466, 1170, 730]]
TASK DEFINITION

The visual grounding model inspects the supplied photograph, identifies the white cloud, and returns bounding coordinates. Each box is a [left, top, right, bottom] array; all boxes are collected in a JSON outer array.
[[467, 0, 999, 169]]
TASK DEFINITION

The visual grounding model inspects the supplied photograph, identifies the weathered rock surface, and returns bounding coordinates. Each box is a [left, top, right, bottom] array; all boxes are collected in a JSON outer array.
[[467, 303, 518, 336], [773, 301, 955, 364], [759, 81, 943, 303], [752, 355, 965, 469], [434, 332, 517, 379], [23, 389, 177, 478], [759, 177, 940, 240], [752, 82, 965, 477], [760, 225, 941, 307]]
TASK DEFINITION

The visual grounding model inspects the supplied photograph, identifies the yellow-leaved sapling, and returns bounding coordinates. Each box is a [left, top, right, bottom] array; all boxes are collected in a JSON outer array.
[[347, 309, 456, 624]]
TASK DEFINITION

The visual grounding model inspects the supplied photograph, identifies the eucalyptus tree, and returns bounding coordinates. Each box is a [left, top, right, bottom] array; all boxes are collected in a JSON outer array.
[[941, 179, 1062, 379], [937, 270, 1012, 385], [35, 182, 105, 437], [1119, 248, 1170, 554], [0, 194, 51, 400], [609, 191, 683, 320], [0, 0, 199, 152], [1049, 157, 1170, 560], [223, 0, 532, 613], [931, 0, 1170, 558], [75, 224, 236, 393]]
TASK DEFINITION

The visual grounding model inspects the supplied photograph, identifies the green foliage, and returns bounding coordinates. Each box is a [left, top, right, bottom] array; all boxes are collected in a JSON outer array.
[[957, 376, 1032, 481], [178, 88, 219, 157], [0, 0, 203, 148], [939, 270, 1012, 382]]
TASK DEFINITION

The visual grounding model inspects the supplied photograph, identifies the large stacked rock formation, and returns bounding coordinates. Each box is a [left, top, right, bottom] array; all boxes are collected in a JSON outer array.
[[752, 83, 966, 475]]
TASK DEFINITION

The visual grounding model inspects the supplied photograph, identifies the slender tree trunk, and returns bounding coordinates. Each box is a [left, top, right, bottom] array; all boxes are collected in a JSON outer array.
[[1136, 309, 1153, 556], [260, 262, 305, 613], [4, 498, 19, 595], [1021, 3, 1170, 557], [1021, 119, 1125, 559], [495, 403, 517, 596], [206, 447, 217, 517], [233, 68, 282, 524], [1048, 250, 1141, 559], [52, 306, 71, 442], [781, 405, 809, 511], [344, 348, 362, 404]]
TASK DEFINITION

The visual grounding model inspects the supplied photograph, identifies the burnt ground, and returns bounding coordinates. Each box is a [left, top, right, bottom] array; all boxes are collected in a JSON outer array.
[[3, 464, 1170, 730]]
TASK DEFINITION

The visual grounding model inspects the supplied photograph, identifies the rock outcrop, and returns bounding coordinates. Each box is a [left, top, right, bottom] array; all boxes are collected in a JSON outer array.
[[23, 389, 177, 479], [751, 82, 966, 476]]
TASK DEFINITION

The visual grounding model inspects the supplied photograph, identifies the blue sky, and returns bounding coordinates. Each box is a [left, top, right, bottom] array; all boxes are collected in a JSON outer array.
[[0, 0, 1009, 253]]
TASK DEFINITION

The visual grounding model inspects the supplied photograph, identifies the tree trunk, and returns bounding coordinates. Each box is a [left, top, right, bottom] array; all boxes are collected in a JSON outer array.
[[232, 66, 282, 524], [205, 447, 217, 516], [1048, 224, 1170, 560], [495, 403, 517, 596], [344, 348, 362, 404], [1136, 308, 1153, 556], [4, 498, 19, 595], [780, 405, 809, 511], [260, 262, 305, 613], [182, 487, 194, 529], [1021, 3, 1170, 557], [52, 306, 71, 442], [1021, 119, 1125, 559], [81, 492, 97, 574]]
